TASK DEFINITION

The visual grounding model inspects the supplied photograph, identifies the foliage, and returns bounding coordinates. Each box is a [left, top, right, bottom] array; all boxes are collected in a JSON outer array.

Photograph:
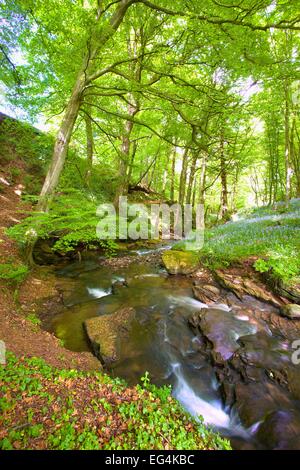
[[1, 1, 300, 217], [254, 246, 300, 284], [201, 200, 300, 284], [6, 190, 119, 256], [0, 117, 52, 171], [0, 262, 29, 283], [26, 313, 42, 326], [0, 352, 230, 450]]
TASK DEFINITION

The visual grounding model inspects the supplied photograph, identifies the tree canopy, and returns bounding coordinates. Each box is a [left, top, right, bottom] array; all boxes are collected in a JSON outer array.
[[1, 0, 300, 217]]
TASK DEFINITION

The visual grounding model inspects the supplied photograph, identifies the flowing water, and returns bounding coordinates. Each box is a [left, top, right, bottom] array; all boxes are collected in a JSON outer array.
[[44, 246, 300, 449]]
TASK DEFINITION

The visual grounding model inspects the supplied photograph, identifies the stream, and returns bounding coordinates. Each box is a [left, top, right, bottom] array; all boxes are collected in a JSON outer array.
[[41, 245, 300, 450]]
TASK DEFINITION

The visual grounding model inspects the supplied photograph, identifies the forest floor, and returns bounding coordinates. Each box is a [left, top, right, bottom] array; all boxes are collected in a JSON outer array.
[[0, 352, 230, 450]]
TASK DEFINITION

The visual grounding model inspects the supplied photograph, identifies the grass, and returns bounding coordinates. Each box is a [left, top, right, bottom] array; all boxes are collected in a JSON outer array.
[[0, 353, 231, 450], [200, 199, 300, 284]]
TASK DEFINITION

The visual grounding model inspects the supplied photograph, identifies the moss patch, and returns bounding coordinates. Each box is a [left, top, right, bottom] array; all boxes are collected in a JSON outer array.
[[162, 250, 200, 275]]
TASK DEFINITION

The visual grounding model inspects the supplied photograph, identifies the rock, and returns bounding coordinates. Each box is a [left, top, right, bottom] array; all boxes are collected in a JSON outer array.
[[280, 304, 300, 320], [199, 309, 257, 362], [188, 313, 202, 329], [234, 382, 292, 429], [34, 238, 64, 265], [188, 294, 300, 449], [215, 270, 282, 307], [193, 284, 221, 304], [162, 250, 200, 275], [83, 307, 135, 365], [111, 279, 128, 295], [273, 279, 300, 304], [256, 410, 300, 450], [250, 307, 300, 340]]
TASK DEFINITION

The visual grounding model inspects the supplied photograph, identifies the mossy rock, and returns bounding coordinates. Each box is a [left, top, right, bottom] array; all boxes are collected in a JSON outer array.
[[162, 250, 200, 275], [84, 307, 136, 364]]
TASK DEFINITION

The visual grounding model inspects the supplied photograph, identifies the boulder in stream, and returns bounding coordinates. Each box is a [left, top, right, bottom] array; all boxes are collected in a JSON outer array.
[[162, 250, 200, 275], [188, 301, 300, 448], [280, 304, 300, 320], [111, 279, 128, 295], [272, 279, 300, 304], [84, 307, 136, 365], [198, 309, 257, 362], [256, 409, 300, 450]]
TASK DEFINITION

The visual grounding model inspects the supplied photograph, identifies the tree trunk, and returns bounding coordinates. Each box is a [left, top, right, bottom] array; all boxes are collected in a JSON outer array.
[[114, 27, 143, 204], [114, 98, 138, 205], [231, 164, 240, 213], [162, 167, 168, 195], [284, 79, 292, 204], [179, 148, 189, 205], [84, 105, 94, 180], [126, 140, 137, 185], [291, 117, 300, 197], [219, 131, 229, 220], [38, 72, 85, 211], [38, 0, 135, 212], [198, 152, 207, 205], [186, 152, 197, 204], [170, 145, 176, 201], [26, 0, 135, 264], [149, 153, 158, 189], [192, 171, 198, 207]]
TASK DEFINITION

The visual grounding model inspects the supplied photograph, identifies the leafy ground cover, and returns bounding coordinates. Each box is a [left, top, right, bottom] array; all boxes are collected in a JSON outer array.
[[0, 353, 230, 450], [201, 200, 300, 285]]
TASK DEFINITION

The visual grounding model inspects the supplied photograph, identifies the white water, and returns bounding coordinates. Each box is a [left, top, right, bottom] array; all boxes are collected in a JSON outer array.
[[169, 295, 231, 312], [212, 303, 231, 312], [171, 362, 231, 428], [169, 295, 208, 310], [133, 244, 173, 256], [235, 314, 250, 321], [137, 273, 162, 278], [86, 287, 111, 299]]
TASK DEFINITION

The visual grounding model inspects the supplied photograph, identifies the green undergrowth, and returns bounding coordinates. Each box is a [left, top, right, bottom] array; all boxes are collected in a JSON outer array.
[[6, 190, 158, 257], [0, 115, 52, 195], [0, 353, 230, 450], [6, 190, 119, 257], [0, 262, 29, 284], [200, 200, 300, 285], [0, 116, 117, 200]]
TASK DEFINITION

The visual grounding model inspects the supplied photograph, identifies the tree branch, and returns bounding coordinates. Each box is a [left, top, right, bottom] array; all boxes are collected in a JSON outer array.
[[138, 0, 300, 31]]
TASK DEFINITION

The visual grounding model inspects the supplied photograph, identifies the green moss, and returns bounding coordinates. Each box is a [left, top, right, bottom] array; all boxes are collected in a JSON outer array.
[[162, 250, 200, 275]]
